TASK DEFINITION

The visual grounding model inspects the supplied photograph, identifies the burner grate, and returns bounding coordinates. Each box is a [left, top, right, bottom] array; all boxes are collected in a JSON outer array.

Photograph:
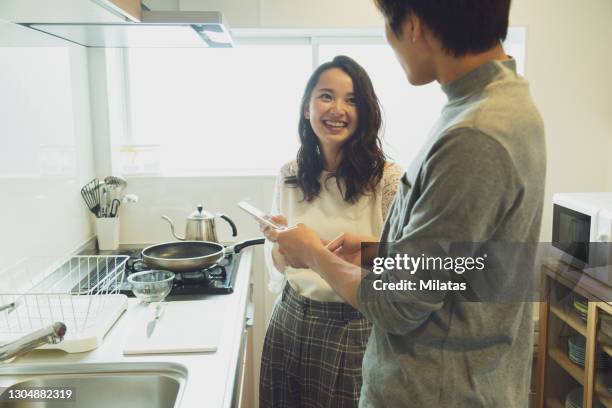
[[119, 250, 238, 296]]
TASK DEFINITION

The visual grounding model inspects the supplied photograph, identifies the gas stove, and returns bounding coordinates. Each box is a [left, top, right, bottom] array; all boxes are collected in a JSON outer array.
[[112, 247, 241, 296]]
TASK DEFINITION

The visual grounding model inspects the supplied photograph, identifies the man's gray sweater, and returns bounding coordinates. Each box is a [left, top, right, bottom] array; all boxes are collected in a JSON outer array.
[[356, 59, 546, 407]]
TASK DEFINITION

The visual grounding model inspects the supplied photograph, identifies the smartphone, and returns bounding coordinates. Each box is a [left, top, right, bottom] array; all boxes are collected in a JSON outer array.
[[237, 201, 287, 230]]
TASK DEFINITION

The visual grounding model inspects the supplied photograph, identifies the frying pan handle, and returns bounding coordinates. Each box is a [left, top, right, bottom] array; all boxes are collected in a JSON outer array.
[[232, 238, 265, 254]]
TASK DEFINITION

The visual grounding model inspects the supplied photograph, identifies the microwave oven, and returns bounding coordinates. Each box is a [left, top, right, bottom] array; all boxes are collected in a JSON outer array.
[[552, 192, 612, 284]]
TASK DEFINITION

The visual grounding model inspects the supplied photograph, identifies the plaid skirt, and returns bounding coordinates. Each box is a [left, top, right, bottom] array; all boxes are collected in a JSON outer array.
[[260, 284, 371, 408]]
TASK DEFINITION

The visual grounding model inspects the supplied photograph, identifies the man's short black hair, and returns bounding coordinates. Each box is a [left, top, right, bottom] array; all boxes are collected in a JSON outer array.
[[374, 0, 511, 57]]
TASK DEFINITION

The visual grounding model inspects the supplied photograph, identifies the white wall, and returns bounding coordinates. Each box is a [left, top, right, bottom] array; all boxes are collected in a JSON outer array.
[[510, 0, 612, 240], [609, 138, 612, 191], [0, 19, 96, 279], [143, 0, 179, 10], [179, 0, 383, 28]]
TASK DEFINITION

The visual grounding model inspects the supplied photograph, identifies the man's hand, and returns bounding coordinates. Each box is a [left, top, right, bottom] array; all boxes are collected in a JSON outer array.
[[327, 233, 379, 267], [274, 228, 369, 308], [276, 224, 325, 269]]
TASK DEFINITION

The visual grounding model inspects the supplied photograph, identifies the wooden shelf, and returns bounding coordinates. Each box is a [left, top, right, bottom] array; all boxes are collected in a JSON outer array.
[[550, 304, 587, 336], [596, 375, 612, 408], [546, 387, 612, 408], [599, 331, 612, 357], [545, 356, 612, 408], [596, 393, 612, 408], [549, 347, 584, 385], [546, 397, 564, 408], [598, 316, 612, 408], [595, 302, 612, 315], [539, 264, 612, 408]]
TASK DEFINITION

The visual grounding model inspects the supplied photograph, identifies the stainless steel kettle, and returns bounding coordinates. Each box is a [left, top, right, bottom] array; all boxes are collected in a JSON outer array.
[[162, 204, 237, 242]]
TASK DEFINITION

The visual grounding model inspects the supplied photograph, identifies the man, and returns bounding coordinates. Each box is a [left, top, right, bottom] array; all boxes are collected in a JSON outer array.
[[272, 0, 545, 406]]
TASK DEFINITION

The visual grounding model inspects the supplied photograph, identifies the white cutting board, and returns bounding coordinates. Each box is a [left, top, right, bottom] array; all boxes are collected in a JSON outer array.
[[123, 300, 225, 355]]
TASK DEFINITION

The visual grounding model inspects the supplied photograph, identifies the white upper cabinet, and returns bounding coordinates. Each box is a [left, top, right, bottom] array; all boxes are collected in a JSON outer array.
[[0, 0, 125, 23]]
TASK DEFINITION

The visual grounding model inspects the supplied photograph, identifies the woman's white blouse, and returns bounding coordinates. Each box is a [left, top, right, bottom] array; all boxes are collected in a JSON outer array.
[[264, 161, 403, 302]]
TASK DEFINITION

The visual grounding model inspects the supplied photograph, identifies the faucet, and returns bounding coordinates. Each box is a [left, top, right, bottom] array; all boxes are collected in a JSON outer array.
[[0, 322, 66, 363]]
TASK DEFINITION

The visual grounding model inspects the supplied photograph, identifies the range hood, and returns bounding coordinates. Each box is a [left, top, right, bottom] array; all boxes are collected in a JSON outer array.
[[18, 10, 232, 48]]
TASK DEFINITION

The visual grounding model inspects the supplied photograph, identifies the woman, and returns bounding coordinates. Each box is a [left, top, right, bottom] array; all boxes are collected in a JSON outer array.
[[260, 55, 403, 407]]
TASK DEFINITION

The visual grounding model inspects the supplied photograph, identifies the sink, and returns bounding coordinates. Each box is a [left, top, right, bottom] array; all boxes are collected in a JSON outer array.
[[0, 362, 187, 408]]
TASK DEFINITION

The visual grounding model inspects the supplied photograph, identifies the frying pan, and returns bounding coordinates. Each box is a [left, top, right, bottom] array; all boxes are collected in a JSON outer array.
[[142, 238, 264, 272]]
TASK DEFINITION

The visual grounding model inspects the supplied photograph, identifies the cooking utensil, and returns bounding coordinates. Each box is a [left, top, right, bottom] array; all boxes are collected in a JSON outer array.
[[100, 183, 109, 217], [142, 238, 264, 272], [146, 303, 165, 338], [109, 199, 121, 218], [127, 270, 175, 303], [162, 204, 238, 242], [104, 176, 128, 202], [80, 178, 102, 216]]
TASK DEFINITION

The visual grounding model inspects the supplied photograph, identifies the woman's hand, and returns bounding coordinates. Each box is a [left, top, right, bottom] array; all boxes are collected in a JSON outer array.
[[276, 223, 324, 269], [259, 215, 287, 242], [260, 215, 289, 273]]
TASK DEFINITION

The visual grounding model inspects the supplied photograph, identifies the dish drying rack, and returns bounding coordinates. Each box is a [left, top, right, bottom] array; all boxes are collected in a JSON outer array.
[[0, 255, 129, 353]]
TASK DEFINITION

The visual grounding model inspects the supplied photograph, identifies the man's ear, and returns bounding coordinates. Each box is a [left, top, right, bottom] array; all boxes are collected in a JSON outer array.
[[406, 13, 422, 43]]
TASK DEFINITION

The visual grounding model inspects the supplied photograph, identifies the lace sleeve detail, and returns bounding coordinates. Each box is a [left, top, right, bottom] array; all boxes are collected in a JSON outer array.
[[381, 163, 404, 217]]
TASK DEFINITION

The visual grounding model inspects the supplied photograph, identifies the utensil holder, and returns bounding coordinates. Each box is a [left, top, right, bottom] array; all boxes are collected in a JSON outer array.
[[96, 217, 120, 250]]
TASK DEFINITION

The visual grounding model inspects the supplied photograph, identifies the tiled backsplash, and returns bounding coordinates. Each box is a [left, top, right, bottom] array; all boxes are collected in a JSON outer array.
[[0, 21, 95, 275], [118, 176, 276, 244]]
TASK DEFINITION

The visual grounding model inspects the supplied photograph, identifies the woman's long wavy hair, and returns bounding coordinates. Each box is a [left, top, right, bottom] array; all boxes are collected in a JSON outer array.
[[286, 55, 386, 203]]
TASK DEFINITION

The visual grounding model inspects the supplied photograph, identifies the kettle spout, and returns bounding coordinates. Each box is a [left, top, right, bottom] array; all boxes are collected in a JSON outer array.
[[161, 216, 184, 240]]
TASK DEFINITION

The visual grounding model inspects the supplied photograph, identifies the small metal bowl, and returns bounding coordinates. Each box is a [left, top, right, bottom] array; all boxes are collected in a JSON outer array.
[[127, 270, 175, 303]]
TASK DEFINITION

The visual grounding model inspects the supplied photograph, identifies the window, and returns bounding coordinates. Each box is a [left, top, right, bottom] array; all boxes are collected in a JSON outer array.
[[110, 28, 526, 176]]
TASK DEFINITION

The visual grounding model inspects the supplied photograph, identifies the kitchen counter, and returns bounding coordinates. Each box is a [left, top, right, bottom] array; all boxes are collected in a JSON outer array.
[[0, 247, 254, 408]]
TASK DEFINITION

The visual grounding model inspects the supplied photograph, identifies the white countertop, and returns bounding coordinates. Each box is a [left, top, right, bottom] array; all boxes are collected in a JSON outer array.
[[0, 248, 254, 408]]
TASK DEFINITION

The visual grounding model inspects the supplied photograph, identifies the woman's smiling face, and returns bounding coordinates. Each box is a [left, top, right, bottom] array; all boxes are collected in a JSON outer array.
[[305, 67, 359, 151]]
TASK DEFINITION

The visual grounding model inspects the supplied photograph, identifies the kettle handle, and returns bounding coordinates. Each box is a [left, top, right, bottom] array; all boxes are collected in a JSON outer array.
[[218, 214, 238, 237]]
